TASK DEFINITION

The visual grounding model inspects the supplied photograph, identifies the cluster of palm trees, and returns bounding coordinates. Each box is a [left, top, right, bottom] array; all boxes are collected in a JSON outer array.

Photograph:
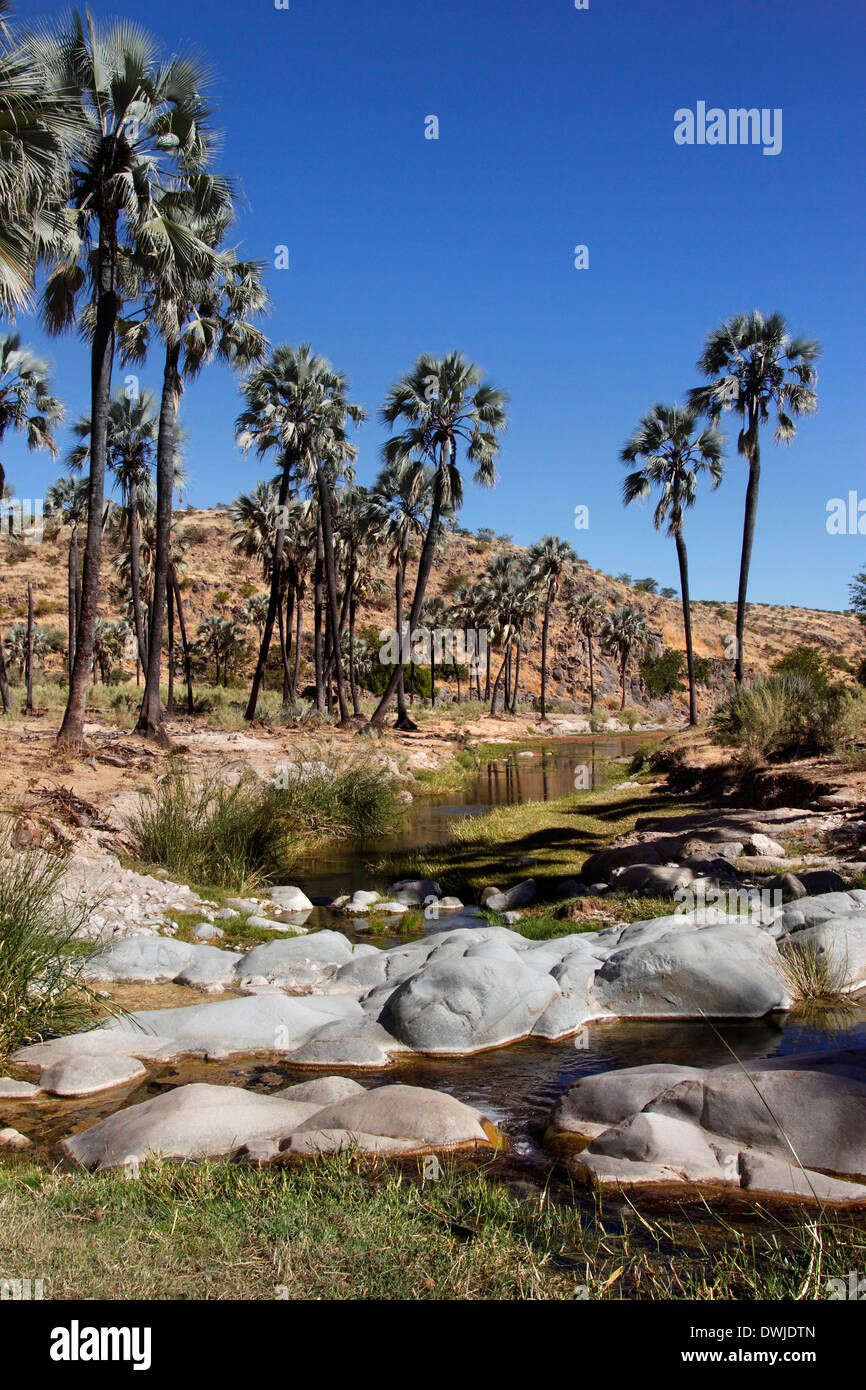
[[0, 2, 822, 739]]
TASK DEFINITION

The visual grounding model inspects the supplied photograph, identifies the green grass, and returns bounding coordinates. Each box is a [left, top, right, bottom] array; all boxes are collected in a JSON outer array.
[[0, 830, 97, 1060], [129, 756, 401, 893], [0, 1155, 863, 1300]]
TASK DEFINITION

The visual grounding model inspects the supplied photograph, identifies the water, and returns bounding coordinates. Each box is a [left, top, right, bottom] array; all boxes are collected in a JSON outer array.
[[292, 735, 637, 899]]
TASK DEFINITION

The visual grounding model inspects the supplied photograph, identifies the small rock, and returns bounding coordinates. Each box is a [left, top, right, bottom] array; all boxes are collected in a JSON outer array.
[[0, 1127, 32, 1151]]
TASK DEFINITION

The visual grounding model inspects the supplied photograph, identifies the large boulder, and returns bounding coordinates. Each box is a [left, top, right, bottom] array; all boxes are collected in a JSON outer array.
[[591, 923, 791, 1018], [287, 1083, 492, 1150], [385, 956, 559, 1053], [82, 937, 196, 983]]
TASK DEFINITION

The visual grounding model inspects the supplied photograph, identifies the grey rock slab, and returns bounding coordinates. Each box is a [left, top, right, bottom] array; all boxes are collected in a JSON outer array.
[[82, 937, 197, 984], [549, 1064, 707, 1133], [738, 1150, 866, 1203], [236, 931, 355, 980], [0, 1076, 40, 1099], [783, 914, 866, 992], [39, 1054, 147, 1098], [290, 1083, 491, 1147], [389, 879, 442, 905], [63, 1083, 324, 1171], [384, 956, 559, 1053], [591, 923, 791, 1018], [275, 1076, 367, 1105], [283, 1128, 419, 1155], [175, 945, 240, 990], [267, 886, 314, 911], [484, 879, 537, 912]]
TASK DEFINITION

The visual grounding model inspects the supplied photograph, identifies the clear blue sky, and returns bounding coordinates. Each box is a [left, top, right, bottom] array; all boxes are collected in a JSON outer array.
[[9, 0, 866, 610]]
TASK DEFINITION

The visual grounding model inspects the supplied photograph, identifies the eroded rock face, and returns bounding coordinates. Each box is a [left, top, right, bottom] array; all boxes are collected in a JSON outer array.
[[547, 1046, 866, 1205], [62, 1079, 497, 1171]]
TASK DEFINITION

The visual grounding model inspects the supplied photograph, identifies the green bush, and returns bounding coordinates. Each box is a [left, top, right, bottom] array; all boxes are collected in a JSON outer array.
[[0, 830, 94, 1059], [712, 673, 846, 763], [130, 756, 400, 889], [640, 647, 685, 697], [772, 644, 831, 690]]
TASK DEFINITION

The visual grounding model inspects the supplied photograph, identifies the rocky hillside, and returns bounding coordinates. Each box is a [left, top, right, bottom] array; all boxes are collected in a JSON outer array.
[[3, 508, 862, 714]]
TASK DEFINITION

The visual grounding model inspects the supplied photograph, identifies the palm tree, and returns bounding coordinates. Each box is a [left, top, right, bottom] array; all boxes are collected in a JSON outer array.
[[567, 592, 605, 713], [45, 472, 88, 680], [420, 593, 448, 705], [688, 310, 820, 684], [367, 458, 432, 726], [92, 617, 130, 685], [368, 351, 508, 729], [0, 332, 62, 711], [38, 11, 215, 749], [126, 191, 268, 741], [0, 3, 83, 315], [527, 535, 576, 720], [69, 389, 159, 671], [621, 403, 724, 725], [483, 554, 523, 715], [601, 604, 651, 711], [236, 344, 365, 725]]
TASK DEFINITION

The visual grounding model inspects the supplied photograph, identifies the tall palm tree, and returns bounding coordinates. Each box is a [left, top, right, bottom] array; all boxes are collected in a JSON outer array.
[[368, 351, 508, 729], [236, 344, 365, 725], [69, 388, 159, 670], [368, 458, 432, 726], [45, 472, 88, 680], [38, 11, 215, 749], [688, 310, 820, 684], [527, 535, 576, 720], [621, 402, 724, 725], [483, 553, 522, 715], [601, 604, 651, 711], [0, 3, 84, 315], [0, 332, 62, 711], [567, 591, 605, 713], [125, 191, 268, 741]]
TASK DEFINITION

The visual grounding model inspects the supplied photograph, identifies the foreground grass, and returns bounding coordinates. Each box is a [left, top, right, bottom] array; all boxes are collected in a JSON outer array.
[[1, 1157, 863, 1300]]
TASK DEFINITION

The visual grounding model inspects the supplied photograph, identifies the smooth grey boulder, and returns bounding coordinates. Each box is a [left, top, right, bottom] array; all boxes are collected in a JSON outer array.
[[63, 1083, 323, 1170], [275, 1076, 366, 1105], [591, 923, 791, 1018], [532, 956, 602, 1040], [648, 1062, 866, 1178], [236, 932, 355, 983], [778, 891, 866, 931], [582, 1111, 734, 1184], [223, 898, 260, 915], [82, 937, 196, 983], [0, 1076, 40, 1099], [289, 1083, 492, 1148], [580, 844, 662, 883], [783, 914, 866, 992], [549, 1064, 706, 1133], [175, 945, 240, 990], [267, 886, 314, 912], [384, 956, 559, 1053], [193, 923, 225, 942], [39, 1053, 147, 1098], [389, 879, 442, 905], [610, 864, 696, 897], [484, 879, 537, 912]]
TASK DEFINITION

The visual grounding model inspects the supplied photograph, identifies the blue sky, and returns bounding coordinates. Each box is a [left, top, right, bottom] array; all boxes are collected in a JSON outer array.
[[9, 0, 866, 609]]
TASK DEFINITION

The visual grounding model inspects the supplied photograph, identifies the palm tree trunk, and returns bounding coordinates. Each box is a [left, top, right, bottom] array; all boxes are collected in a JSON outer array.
[[675, 529, 698, 725], [58, 224, 117, 749], [394, 556, 411, 724], [67, 530, 78, 683], [735, 403, 760, 686], [315, 458, 350, 724], [172, 566, 194, 715], [25, 581, 34, 713], [167, 579, 175, 715], [368, 446, 450, 729], [313, 513, 325, 712], [540, 588, 552, 719], [510, 639, 521, 713], [349, 595, 362, 716], [128, 480, 148, 671], [136, 338, 180, 743], [284, 578, 296, 704], [588, 635, 595, 712], [245, 464, 291, 721], [490, 642, 510, 714], [293, 590, 304, 696], [620, 652, 628, 709]]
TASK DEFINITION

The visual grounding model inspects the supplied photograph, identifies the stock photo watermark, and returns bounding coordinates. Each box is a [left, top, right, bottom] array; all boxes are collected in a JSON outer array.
[[674, 103, 782, 156], [826, 491, 866, 535]]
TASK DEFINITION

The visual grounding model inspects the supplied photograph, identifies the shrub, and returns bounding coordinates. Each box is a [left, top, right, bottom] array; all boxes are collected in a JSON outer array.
[[0, 830, 94, 1059], [772, 644, 830, 690], [712, 673, 846, 763], [130, 757, 400, 889], [640, 648, 686, 697]]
